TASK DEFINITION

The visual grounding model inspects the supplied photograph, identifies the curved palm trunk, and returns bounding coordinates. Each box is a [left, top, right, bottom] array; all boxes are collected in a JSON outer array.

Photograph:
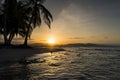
[[4, 10, 8, 46], [24, 27, 30, 46], [3, 29, 8, 45], [24, 15, 33, 46], [8, 32, 14, 45]]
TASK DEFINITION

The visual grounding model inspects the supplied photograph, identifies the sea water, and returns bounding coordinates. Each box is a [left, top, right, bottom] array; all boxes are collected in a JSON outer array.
[[0, 47, 120, 80]]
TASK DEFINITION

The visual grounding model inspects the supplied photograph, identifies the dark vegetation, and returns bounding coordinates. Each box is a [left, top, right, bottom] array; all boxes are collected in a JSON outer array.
[[60, 43, 120, 47], [0, 0, 53, 47]]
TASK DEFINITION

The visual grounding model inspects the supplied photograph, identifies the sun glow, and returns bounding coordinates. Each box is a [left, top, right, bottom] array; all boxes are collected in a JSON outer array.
[[48, 38, 56, 44]]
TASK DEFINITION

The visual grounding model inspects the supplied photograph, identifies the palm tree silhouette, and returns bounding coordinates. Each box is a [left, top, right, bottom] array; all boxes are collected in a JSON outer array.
[[7, 1, 28, 44], [0, 0, 53, 46], [23, 0, 53, 46], [1, 0, 17, 45]]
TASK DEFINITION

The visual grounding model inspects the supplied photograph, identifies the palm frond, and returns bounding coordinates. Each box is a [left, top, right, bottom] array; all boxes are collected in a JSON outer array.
[[39, 4, 53, 28]]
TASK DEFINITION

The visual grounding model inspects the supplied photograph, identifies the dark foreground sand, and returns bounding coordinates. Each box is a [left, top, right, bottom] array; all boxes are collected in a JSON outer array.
[[0, 47, 64, 65]]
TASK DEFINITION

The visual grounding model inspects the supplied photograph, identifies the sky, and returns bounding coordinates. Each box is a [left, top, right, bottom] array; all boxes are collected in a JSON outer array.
[[1, 0, 120, 45], [31, 0, 120, 45]]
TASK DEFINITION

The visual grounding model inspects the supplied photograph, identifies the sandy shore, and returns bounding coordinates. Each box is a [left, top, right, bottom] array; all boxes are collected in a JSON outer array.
[[0, 47, 64, 65]]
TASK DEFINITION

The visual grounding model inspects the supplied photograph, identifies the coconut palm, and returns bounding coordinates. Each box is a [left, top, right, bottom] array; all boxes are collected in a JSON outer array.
[[23, 0, 53, 46], [0, 0, 53, 46], [7, 1, 29, 44], [1, 0, 18, 45], [0, 0, 30, 45]]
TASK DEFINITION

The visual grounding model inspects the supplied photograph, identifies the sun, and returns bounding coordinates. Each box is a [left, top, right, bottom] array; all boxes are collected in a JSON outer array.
[[48, 38, 56, 44]]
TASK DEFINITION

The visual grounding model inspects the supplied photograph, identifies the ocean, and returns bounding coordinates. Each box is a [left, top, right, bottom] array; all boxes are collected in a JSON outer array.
[[0, 47, 120, 80]]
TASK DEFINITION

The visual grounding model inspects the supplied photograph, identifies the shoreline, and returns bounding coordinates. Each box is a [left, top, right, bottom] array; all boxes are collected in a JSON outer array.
[[0, 47, 65, 66]]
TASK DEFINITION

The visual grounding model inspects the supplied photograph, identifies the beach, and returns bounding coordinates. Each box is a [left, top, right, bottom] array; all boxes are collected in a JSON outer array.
[[0, 48, 40, 63], [0, 47, 64, 65], [0, 46, 120, 80]]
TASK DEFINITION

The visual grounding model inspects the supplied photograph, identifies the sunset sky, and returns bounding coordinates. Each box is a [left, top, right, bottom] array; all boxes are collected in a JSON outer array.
[[1, 0, 119, 45], [30, 0, 120, 45]]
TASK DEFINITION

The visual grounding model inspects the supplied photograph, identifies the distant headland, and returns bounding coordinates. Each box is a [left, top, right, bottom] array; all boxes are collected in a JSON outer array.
[[30, 43, 120, 47]]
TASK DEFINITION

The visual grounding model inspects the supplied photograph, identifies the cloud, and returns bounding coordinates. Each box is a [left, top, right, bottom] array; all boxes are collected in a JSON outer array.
[[68, 37, 85, 40], [104, 36, 109, 39], [45, 0, 69, 18], [45, 0, 120, 19]]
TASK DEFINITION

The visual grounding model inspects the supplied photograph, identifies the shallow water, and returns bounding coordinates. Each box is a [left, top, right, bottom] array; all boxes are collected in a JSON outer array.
[[0, 47, 120, 80]]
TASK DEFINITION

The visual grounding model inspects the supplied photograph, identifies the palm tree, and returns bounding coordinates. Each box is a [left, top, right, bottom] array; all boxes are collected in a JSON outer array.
[[23, 0, 53, 46], [1, 0, 17, 45], [0, 0, 53, 46], [1, 0, 28, 45], [7, 1, 28, 44]]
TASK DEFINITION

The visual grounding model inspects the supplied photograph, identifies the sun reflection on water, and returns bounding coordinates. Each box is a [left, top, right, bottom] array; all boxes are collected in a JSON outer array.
[[0, 47, 120, 79]]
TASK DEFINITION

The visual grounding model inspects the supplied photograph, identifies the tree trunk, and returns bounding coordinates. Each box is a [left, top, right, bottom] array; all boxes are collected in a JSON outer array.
[[23, 14, 33, 46], [3, 31, 8, 45], [24, 28, 29, 46], [3, 11, 8, 46], [8, 32, 14, 45], [3, 0, 9, 46]]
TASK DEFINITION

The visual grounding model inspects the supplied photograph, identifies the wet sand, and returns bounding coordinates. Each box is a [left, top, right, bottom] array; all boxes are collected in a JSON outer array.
[[0, 47, 64, 65], [0, 47, 119, 80]]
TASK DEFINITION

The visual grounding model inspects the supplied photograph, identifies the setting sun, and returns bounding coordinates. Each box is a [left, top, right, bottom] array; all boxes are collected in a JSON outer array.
[[48, 38, 56, 44]]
